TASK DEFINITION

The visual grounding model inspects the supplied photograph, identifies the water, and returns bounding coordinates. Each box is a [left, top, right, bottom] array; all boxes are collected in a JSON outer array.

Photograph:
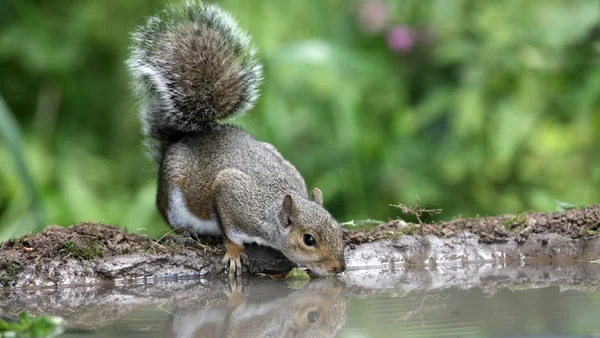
[[3, 263, 600, 337]]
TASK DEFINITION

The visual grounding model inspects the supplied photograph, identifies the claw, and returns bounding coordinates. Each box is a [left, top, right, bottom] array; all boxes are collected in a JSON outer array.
[[223, 240, 246, 278]]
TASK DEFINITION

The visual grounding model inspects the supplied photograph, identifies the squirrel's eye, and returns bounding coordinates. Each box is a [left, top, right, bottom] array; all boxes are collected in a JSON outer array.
[[306, 311, 319, 324], [303, 234, 316, 246]]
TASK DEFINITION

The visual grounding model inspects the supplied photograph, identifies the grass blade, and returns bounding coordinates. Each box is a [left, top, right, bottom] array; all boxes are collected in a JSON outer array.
[[0, 94, 45, 235]]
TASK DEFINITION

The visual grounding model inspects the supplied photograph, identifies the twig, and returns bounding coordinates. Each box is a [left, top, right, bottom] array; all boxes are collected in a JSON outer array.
[[390, 196, 442, 236], [396, 294, 449, 326]]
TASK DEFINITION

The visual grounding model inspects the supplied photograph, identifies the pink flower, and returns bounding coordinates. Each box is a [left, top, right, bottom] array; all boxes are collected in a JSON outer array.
[[386, 26, 415, 53], [358, 0, 388, 33]]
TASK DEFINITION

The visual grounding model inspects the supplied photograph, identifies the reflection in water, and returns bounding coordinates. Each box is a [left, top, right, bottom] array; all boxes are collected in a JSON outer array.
[[41, 264, 600, 338], [164, 279, 347, 338]]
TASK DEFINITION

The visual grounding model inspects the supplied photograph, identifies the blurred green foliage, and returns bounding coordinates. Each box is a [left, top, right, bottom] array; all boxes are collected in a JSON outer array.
[[1, 0, 599, 241], [0, 312, 63, 337]]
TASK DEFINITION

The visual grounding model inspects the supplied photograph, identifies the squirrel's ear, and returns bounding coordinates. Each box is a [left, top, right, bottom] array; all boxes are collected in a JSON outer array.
[[311, 187, 323, 206], [282, 194, 298, 228]]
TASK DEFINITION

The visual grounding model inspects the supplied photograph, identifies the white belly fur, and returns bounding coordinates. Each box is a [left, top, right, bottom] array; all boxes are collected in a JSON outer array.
[[228, 229, 272, 248], [168, 188, 221, 235]]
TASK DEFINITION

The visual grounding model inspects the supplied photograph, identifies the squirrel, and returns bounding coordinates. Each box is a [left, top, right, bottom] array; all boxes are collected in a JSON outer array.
[[164, 279, 347, 338], [126, 1, 346, 277]]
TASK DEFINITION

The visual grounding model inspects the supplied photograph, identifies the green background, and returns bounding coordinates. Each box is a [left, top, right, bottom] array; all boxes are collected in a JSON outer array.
[[1, 0, 599, 241]]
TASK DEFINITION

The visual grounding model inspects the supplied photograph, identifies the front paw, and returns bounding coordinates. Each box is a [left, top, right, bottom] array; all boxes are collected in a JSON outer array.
[[222, 240, 248, 278]]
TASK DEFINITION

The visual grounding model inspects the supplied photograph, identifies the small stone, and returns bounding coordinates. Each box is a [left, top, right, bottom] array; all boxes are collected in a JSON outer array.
[[395, 220, 409, 229], [442, 228, 455, 237]]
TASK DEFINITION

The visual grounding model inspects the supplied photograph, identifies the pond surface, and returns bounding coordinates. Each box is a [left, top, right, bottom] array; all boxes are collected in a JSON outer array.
[[60, 285, 600, 338], [3, 263, 600, 337]]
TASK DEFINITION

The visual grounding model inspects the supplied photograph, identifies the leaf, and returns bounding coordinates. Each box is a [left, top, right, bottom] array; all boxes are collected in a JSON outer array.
[[285, 268, 310, 280], [556, 201, 577, 212], [285, 279, 309, 290], [590, 259, 600, 264], [284, 268, 310, 289]]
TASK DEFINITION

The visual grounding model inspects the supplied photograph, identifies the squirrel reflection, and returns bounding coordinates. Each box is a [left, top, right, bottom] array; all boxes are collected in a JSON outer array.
[[164, 279, 347, 338]]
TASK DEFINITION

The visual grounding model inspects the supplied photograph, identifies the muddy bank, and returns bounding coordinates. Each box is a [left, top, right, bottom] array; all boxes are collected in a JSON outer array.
[[344, 203, 600, 244], [0, 205, 599, 288], [0, 223, 295, 288]]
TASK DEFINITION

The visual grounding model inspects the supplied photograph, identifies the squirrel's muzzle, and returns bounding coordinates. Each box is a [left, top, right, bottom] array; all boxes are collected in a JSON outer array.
[[322, 259, 346, 275], [332, 261, 346, 274]]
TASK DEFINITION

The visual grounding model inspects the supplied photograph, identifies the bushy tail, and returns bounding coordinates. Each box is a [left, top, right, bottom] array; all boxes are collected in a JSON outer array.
[[126, 1, 263, 162]]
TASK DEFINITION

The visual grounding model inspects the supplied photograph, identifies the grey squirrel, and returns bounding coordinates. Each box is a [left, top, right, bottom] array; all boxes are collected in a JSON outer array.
[[126, 1, 345, 277], [164, 279, 347, 337]]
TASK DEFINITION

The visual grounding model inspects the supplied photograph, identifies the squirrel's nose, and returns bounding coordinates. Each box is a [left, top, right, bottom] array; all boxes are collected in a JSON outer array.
[[333, 261, 346, 274]]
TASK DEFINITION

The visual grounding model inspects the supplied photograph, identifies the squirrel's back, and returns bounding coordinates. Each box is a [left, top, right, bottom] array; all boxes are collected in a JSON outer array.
[[165, 125, 307, 197], [126, 1, 263, 162]]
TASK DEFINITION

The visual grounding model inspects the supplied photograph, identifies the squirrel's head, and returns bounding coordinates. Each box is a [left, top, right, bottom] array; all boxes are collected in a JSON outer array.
[[279, 188, 346, 276]]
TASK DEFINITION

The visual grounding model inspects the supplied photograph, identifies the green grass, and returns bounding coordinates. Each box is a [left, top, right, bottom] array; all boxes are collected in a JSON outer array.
[[0, 94, 44, 239]]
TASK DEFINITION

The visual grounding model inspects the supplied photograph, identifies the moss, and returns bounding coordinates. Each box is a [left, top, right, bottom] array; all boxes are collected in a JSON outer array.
[[60, 240, 103, 260], [0, 261, 24, 287], [502, 214, 527, 232], [2, 237, 24, 249], [581, 228, 598, 237], [379, 226, 421, 240]]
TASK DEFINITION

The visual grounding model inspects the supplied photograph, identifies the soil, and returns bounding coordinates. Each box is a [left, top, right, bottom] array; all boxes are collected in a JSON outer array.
[[0, 205, 599, 288], [344, 204, 600, 245]]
